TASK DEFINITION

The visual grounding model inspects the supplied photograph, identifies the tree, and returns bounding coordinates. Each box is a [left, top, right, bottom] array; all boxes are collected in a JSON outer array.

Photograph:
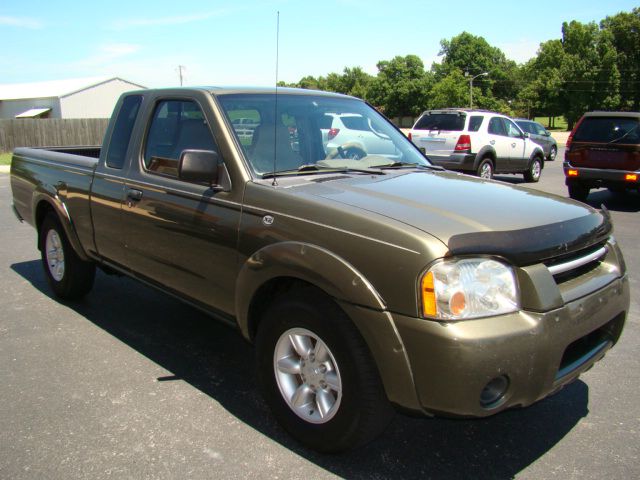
[[428, 70, 468, 109], [368, 55, 432, 117], [601, 8, 640, 110], [559, 21, 620, 128]]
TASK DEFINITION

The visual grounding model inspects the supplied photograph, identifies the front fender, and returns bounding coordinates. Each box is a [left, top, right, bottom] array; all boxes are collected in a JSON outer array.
[[235, 241, 421, 410], [235, 241, 386, 338]]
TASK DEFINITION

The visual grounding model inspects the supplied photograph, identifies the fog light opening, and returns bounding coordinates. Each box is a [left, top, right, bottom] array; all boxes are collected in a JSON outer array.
[[480, 375, 510, 408]]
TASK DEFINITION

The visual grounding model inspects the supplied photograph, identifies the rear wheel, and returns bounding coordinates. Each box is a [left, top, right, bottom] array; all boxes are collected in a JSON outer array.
[[568, 183, 590, 202], [255, 288, 393, 452], [40, 213, 95, 299], [524, 157, 542, 182], [477, 158, 493, 179]]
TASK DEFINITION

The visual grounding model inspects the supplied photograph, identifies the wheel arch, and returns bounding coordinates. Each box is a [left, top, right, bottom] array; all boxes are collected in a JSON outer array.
[[236, 241, 386, 342], [33, 194, 91, 261], [474, 146, 496, 170]]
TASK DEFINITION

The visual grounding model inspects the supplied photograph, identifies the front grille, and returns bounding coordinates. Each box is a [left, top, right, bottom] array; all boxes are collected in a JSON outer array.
[[544, 243, 608, 284]]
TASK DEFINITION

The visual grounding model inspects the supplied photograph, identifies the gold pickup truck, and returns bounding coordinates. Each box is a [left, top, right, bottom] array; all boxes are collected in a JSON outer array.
[[10, 87, 629, 452]]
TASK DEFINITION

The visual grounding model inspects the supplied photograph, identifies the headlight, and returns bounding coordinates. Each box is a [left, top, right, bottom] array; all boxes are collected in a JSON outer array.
[[420, 258, 519, 320]]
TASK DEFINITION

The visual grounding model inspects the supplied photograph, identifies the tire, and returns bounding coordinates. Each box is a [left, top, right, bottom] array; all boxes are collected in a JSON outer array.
[[255, 288, 393, 452], [524, 157, 542, 182], [476, 158, 493, 179], [548, 145, 557, 161], [40, 213, 96, 299], [567, 183, 590, 202]]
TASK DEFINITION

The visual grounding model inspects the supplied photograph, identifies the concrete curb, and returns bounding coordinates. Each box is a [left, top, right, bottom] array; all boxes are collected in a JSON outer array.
[[0, 165, 10, 174]]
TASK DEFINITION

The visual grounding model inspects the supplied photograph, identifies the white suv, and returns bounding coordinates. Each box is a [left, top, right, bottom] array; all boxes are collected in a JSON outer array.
[[321, 113, 398, 159], [409, 109, 545, 182]]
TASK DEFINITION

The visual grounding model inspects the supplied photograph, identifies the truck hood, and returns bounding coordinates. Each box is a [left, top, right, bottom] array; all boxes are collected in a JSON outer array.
[[300, 170, 611, 266]]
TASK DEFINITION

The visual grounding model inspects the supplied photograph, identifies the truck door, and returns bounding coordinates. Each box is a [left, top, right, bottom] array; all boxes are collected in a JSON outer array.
[[91, 94, 143, 268], [121, 97, 241, 315]]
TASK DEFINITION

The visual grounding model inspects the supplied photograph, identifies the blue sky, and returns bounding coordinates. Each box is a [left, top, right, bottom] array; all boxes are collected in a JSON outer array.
[[1, 1, 637, 88]]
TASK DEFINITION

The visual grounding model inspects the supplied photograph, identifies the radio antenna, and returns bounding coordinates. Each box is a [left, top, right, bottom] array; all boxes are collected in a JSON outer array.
[[272, 11, 280, 186]]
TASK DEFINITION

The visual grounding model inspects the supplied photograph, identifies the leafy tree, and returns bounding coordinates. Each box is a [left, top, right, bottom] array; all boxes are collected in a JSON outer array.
[[559, 21, 620, 128], [601, 8, 640, 110], [428, 70, 468, 109], [368, 55, 432, 117]]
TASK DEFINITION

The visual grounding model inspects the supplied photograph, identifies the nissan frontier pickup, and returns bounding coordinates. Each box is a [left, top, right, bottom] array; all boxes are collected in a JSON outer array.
[[10, 87, 629, 452]]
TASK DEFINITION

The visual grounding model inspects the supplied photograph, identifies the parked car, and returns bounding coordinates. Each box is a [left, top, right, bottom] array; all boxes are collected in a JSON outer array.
[[564, 111, 640, 201], [515, 118, 558, 161], [10, 88, 629, 452], [321, 112, 398, 159], [409, 109, 545, 182]]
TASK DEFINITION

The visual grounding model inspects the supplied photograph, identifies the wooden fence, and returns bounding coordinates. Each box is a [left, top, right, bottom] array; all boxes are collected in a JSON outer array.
[[0, 118, 109, 152]]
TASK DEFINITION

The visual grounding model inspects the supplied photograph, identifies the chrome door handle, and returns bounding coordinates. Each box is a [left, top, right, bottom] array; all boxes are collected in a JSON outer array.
[[490, 140, 495, 145], [126, 189, 143, 208], [511, 143, 516, 148]]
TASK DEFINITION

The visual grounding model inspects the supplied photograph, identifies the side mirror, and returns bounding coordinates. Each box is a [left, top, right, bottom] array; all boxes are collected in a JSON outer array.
[[523, 132, 530, 139], [544, 130, 551, 137], [178, 150, 219, 185]]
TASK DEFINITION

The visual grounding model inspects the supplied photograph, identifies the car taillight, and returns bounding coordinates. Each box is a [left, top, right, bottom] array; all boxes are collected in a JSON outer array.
[[328, 128, 340, 140], [566, 116, 585, 150], [408, 132, 412, 141], [454, 134, 471, 152]]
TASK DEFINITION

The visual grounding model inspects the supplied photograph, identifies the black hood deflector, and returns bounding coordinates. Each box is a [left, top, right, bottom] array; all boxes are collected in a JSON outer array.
[[447, 211, 611, 267]]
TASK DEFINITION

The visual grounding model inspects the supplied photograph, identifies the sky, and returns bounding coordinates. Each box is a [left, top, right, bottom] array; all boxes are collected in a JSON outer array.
[[0, 0, 637, 88]]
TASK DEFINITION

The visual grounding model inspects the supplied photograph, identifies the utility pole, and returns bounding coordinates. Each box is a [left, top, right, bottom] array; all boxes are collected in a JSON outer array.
[[469, 72, 489, 109], [177, 65, 186, 86]]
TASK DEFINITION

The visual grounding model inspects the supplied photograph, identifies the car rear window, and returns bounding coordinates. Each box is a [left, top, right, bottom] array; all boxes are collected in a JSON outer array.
[[574, 117, 640, 144], [414, 113, 465, 131], [340, 116, 369, 131]]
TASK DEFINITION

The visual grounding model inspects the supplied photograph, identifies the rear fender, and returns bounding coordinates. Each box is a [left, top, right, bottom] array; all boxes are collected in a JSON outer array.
[[474, 146, 496, 169], [32, 188, 91, 262]]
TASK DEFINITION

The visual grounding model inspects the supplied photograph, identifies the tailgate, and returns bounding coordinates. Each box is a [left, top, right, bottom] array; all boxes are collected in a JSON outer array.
[[567, 143, 640, 171], [411, 130, 460, 156]]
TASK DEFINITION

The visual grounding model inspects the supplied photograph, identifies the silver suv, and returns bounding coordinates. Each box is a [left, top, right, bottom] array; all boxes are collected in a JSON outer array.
[[409, 109, 546, 182]]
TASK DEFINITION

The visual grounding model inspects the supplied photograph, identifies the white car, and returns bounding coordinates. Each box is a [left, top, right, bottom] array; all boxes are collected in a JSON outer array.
[[409, 109, 546, 182], [321, 113, 398, 159]]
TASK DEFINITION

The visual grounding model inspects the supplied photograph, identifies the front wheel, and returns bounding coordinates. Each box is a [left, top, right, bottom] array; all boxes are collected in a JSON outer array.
[[40, 213, 96, 299], [255, 288, 393, 452], [524, 157, 542, 182], [548, 145, 557, 161]]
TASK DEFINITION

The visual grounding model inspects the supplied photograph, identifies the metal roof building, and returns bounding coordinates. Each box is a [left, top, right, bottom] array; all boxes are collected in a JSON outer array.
[[0, 77, 145, 119]]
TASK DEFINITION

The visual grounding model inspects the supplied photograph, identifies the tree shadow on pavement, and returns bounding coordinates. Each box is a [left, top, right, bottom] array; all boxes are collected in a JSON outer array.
[[11, 261, 590, 480]]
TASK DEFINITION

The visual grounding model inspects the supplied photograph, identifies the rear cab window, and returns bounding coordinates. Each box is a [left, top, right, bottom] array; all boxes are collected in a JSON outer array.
[[575, 117, 640, 144], [105, 95, 143, 169]]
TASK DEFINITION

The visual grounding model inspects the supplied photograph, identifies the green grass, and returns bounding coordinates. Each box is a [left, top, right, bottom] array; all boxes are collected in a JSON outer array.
[[0, 153, 11, 166], [533, 116, 568, 131]]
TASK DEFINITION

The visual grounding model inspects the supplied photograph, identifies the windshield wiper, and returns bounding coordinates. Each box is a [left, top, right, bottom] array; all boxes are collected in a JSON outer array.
[[378, 162, 444, 171], [608, 124, 639, 144], [261, 164, 386, 179]]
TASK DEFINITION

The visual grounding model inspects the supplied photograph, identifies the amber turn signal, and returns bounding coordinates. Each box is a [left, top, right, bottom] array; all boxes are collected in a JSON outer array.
[[421, 271, 437, 316], [625, 173, 638, 182], [567, 169, 578, 177]]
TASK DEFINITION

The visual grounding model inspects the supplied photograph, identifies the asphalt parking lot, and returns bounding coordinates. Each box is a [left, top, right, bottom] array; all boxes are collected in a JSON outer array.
[[1, 151, 638, 479]]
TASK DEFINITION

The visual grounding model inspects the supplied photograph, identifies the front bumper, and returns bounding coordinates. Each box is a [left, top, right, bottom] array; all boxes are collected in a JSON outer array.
[[391, 274, 628, 417]]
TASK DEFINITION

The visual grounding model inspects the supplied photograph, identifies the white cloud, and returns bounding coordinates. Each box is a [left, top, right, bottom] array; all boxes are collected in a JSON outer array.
[[0, 15, 42, 29], [110, 10, 228, 30]]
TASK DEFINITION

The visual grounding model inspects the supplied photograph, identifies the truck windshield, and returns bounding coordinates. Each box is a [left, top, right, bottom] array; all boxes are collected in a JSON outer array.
[[216, 93, 430, 176]]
